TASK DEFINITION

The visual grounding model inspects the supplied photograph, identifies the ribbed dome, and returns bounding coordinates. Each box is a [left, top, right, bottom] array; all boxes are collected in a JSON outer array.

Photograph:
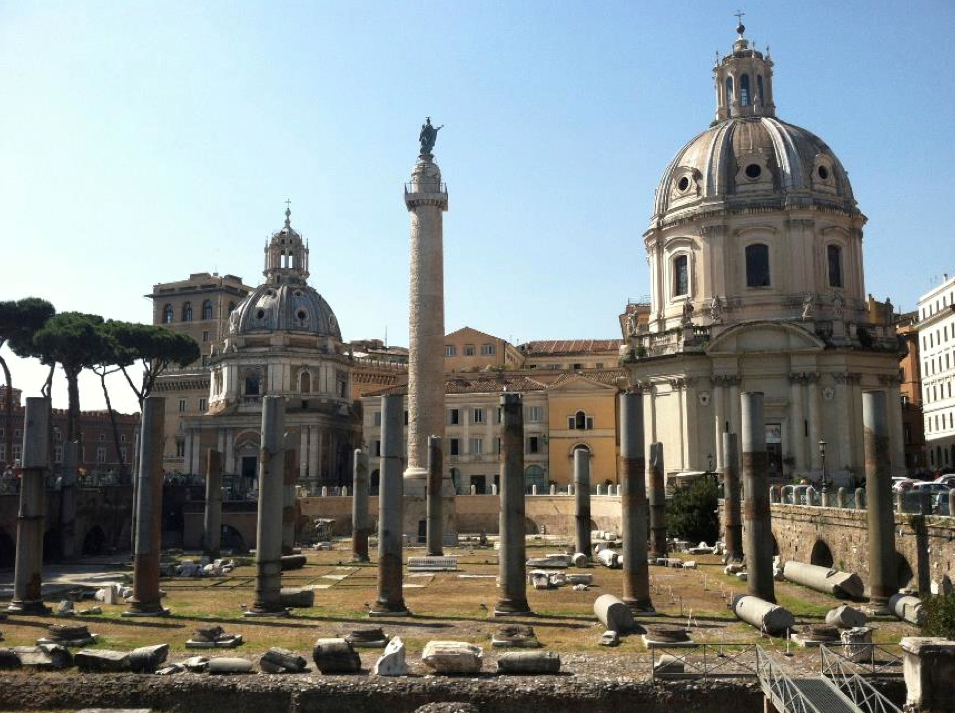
[[229, 282, 341, 340], [653, 116, 855, 219]]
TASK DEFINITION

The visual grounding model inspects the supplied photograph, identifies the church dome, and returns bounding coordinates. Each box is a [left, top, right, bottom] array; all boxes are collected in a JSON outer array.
[[653, 116, 855, 219], [229, 282, 341, 339]]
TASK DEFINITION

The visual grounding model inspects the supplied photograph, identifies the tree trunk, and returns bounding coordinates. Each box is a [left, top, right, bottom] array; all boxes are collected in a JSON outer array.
[[99, 369, 126, 483], [0, 355, 12, 467], [65, 367, 81, 443]]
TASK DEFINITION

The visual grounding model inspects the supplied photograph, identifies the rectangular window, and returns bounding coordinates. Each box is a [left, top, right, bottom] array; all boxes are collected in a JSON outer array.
[[568, 416, 576, 429], [175, 441, 185, 458], [445, 345, 456, 356], [404, 410, 409, 425], [14, 445, 22, 462], [374, 411, 381, 426], [178, 398, 187, 412], [745, 244, 771, 287], [586, 416, 594, 429], [473, 408, 484, 424], [0, 444, 5, 461], [496, 437, 501, 454], [827, 244, 843, 288], [374, 440, 381, 457], [202, 330, 210, 342], [198, 398, 208, 411], [481, 344, 496, 355], [120, 447, 127, 463], [449, 438, 460, 456], [673, 254, 689, 296], [527, 406, 544, 422], [528, 436, 540, 454], [470, 438, 483, 455], [464, 344, 476, 356], [449, 408, 460, 425], [96, 446, 107, 463], [54, 445, 63, 463]]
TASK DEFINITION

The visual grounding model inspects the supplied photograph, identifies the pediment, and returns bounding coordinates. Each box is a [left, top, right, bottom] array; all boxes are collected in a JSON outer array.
[[705, 320, 825, 355]]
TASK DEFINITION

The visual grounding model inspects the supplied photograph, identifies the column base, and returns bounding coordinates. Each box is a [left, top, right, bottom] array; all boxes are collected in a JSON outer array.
[[121, 606, 171, 618], [494, 601, 533, 617], [243, 607, 290, 618], [862, 603, 891, 617], [368, 606, 411, 617], [624, 599, 659, 616], [6, 600, 52, 615], [352, 554, 371, 563]]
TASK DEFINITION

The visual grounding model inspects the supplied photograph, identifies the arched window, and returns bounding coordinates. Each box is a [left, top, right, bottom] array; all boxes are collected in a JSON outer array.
[[745, 244, 770, 287], [300, 371, 311, 393], [740, 74, 751, 106], [202, 300, 213, 320], [182, 302, 193, 321], [757, 75, 764, 104], [827, 245, 843, 288], [575, 410, 586, 430], [673, 254, 689, 297], [725, 77, 734, 105], [162, 304, 174, 324]]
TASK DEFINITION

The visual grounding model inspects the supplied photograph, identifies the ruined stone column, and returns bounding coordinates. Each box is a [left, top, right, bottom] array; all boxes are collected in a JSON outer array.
[[371, 394, 409, 616], [722, 432, 743, 563], [426, 435, 444, 556], [246, 396, 287, 616], [352, 448, 370, 562], [574, 447, 591, 558], [648, 442, 667, 560], [59, 441, 78, 561], [8, 397, 51, 614], [495, 393, 531, 616], [864, 390, 895, 611], [282, 447, 296, 555], [742, 392, 774, 602], [620, 391, 654, 613], [125, 396, 168, 616], [204, 449, 223, 559]]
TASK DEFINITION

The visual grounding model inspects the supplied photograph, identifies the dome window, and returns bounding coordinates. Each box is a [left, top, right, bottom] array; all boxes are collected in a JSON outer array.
[[740, 74, 751, 107], [672, 254, 689, 297], [818, 165, 830, 180], [255, 308, 266, 320], [827, 245, 843, 288], [296, 309, 308, 322], [677, 176, 690, 192], [745, 163, 762, 179]]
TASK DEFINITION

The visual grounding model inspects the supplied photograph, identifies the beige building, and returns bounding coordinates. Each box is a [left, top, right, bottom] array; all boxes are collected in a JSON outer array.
[[444, 327, 524, 372], [919, 273, 955, 471], [622, 26, 904, 484]]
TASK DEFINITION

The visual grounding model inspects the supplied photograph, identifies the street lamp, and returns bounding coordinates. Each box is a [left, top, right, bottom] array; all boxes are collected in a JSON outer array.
[[818, 439, 829, 492]]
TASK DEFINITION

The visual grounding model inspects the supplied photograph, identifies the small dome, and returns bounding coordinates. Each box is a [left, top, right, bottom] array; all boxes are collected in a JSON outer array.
[[653, 116, 855, 220], [229, 282, 341, 340]]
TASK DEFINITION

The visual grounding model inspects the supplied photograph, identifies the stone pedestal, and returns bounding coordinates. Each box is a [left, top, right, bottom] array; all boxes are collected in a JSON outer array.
[[901, 637, 955, 713]]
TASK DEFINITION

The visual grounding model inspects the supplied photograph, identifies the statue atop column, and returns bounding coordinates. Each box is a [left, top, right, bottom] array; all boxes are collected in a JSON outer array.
[[419, 117, 443, 156]]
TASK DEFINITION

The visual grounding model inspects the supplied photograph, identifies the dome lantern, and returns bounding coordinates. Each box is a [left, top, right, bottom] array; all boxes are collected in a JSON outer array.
[[263, 202, 310, 286], [713, 21, 775, 122]]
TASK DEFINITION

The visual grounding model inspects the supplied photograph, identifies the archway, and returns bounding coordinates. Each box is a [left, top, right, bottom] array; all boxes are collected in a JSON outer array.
[[810, 539, 834, 568], [82, 525, 106, 556], [221, 524, 246, 553]]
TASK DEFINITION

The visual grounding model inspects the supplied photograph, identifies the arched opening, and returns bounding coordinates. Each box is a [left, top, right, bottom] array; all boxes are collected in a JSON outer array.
[[0, 528, 15, 568], [221, 524, 246, 553], [575, 410, 586, 430], [162, 304, 174, 324], [525, 464, 547, 494], [725, 76, 734, 105], [182, 302, 193, 322], [810, 539, 834, 568], [300, 371, 311, 394], [896, 552, 914, 589], [771, 535, 780, 557], [745, 244, 771, 287], [202, 300, 213, 320], [827, 245, 843, 288], [757, 75, 764, 103], [740, 74, 751, 106], [82, 525, 106, 556], [673, 254, 689, 296]]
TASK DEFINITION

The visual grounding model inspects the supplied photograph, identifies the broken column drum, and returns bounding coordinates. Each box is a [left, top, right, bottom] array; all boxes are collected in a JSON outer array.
[[352, 449, 370, 562], [742, 392, 774, 602], [863, 390, 896, 610], [426, 435, 443, 556], [371, 393, 409, 616], [782, 561, 865, 600], [247, 396, 288, 616], [648, 441, 667, 560], [125, 396, 169, 616], [722, 432, 743, 562], [574, 447, 591, 559], [8, 397, 52, 615], [619, 391, 653, 613], [495, 393, 532, 616], [204, 449, 223, 559]]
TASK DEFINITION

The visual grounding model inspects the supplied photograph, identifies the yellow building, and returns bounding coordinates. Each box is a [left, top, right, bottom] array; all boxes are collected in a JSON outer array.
[[443, 326, 524, 372]]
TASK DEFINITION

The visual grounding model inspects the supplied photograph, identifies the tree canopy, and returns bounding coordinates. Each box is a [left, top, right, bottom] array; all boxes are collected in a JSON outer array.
[[104, 321, 200, 405], [666, 476, 720, 546]]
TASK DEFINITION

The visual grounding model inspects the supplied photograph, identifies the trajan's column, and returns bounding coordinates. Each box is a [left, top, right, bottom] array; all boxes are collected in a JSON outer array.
[[403, 118, 455, 542]]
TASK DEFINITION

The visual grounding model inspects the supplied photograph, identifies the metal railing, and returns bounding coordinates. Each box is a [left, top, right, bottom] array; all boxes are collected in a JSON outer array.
[[650, 642, 759, 681], [756, 645, 826, 713], [819, 646, 902, 713], [818, 643, 903, 678]]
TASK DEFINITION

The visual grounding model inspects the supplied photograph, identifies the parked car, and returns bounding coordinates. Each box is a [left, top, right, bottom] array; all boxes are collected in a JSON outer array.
[[934, 474, 955, 488], [892, 479, 917, 493], [911, 481, 952, 495]]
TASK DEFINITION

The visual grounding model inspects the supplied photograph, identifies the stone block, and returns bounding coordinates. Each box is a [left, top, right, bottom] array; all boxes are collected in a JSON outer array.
[[653, 654, 685, 676], [181, 656, 210, 673], [571, 552, 589, 568], [889, 593, 924, 625], [902, 637, 955, 713], [14, 644, 73, 670], [491, 625, 539, 649], [75, 649, 130, 673], [312, 638, 361, 674], [207, 657, 254, 674], [278, 588, 314, 608], [421, 641, 483, 674], [825, 604, 867, 629], [372, 636, 407, 676], [595, 549, 619, 568], [497, 651, 560, 674], [594, 594, 634, 633], [840, 627, 873, 663], [344, 627, 388, 648], [128, 644, 169, 673], [407, 556, 458, 572], [598, 630, 620, 647], [259, 647, 308, 673]]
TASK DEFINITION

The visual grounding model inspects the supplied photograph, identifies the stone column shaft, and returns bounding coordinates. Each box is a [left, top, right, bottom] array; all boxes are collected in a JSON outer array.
[[282, 448, 296, 555], [495, 393, 531, 615], [808, 378, 823, 471], [371, 393, 409, 615], [790, 377, 806, 471], [352, 448, 370, 562], [864, 390, 895, 609], [8, 397, 51, 614], [204, 448, 223, 559], [426, 435, 444, 556], [713, 383, 725, 470], [247, 396, 287, 616], [742, 392, 774, 602], [574, 447, 592, 558], [648, 442, 667, 560], [59, 440, 78, 560], [723, 432, 744, 562], [125, 396, 168, 616], [620, 392, 653, 613]]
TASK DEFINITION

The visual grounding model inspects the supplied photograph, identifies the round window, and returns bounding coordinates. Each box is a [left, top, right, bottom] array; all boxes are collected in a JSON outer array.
[[745, 163, 762, 179], [677, 176, 690, 191], [818, 165, 829, 180], [255, 309, 266, 320], [297, 309, 307, 321]]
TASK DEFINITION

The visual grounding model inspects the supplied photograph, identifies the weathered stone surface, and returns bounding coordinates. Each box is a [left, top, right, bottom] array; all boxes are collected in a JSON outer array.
[[312, 638, 361, 674], [825, 604, 867, 629], [889, 593, 924, 625], [278, 587, 314, 608], [840, 626, 873, 662], [421, 641, 483, 674], [127, 644, 169, 673], [595, 549, 619, 569], [653, 654, 685, 675], [491, 625, 539, 649], [599, 630, 620, 647], [497, 651, 560, 674], [156, 663, 184, 675], [593, 594, 633, 633], [259, 647, 308, 673], [76, 709, 152, 713], [571, 553, 589, 568], [0, 648, 22, 670], [186, 625, 243, 648], [55, 600, 75, 616], [782, 561, 865, 600], [78, 606, 103, 616], [731, 595, 794, 635], [373, 636, 407, 676], [207, 657, 254, 674], [181, 656, 210, 672], [413, 704, 480, 713], [281, 554, 307, 571], [14, 644, 72, 670], [901, 636, 955, 713], [75, 649, 130, 672], [344, 627, 388, 648]]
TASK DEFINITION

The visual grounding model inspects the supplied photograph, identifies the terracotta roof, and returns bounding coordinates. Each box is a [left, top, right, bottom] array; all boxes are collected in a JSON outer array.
[[519, 339, 622, 356], [365, 374, 548, 398], [550, 369, 627, 387]]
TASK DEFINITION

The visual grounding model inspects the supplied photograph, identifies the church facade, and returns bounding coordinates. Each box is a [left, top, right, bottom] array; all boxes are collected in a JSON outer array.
[[621, 26, 905, 484]]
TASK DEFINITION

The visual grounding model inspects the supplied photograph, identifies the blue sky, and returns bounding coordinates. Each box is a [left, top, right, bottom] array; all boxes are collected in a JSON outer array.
[[2, 1, 954, 413]]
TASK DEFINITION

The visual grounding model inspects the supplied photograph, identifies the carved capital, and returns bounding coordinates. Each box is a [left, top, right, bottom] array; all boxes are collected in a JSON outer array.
[[788, 372, 809, 385], [804, 372, 821, 384], [877, 373, 901, 386], [634, 380, 655, 394]]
